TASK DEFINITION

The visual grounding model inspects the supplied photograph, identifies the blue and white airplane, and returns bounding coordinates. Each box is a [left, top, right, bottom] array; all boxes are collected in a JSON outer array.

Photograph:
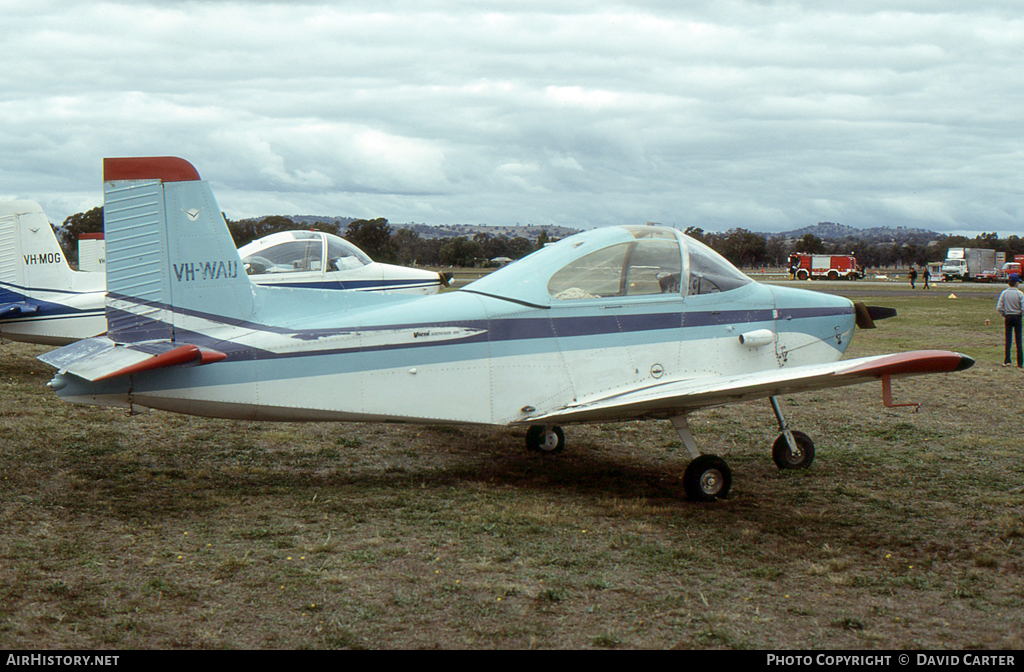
[[0, 199, 448, 346], [236, 229, 447, 294], [40, 156, 974, 500]]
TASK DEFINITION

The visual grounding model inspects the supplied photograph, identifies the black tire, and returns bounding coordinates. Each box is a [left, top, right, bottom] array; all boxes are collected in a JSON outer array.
[[796, 270, 809, 280], [772, 430, 815, 469], [683, 455, 732, 502], [525, 425, 565, 453]]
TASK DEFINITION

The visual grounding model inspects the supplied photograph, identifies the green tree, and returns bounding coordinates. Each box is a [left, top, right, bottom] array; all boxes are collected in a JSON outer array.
[[798, 233, 825, 254], [226, 215, 299, 248], [683, 226, 707, 245], [58, 207, 104, 263], [507, 237, 536, 259], [345, 218, 397, 263], [439, 237, 484, 267], [716, 228, 766, 268]]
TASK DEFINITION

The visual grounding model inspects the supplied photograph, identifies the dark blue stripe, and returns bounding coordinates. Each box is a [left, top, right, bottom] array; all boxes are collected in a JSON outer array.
[[103, 300, 849, 366], [263, 279, 437, 290]]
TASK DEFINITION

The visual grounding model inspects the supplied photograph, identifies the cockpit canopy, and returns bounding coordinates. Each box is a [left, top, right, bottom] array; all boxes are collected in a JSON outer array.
[[239, 231, 372, 276], [464, 225, 750, 305]]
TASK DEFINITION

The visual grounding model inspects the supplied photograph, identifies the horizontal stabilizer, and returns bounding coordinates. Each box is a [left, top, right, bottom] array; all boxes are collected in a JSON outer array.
[[521, 350, 975, 425], [38, 337, 226, 382], [0, 301, 39, 318]]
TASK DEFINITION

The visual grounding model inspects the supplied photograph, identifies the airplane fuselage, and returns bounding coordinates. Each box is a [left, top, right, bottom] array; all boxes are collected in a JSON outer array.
[[54, 278, 855, 426], [0, 280, 108, 345]]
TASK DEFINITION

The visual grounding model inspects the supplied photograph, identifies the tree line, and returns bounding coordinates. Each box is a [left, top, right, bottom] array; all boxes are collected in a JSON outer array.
[[53, 207, 1024, 270], [55, 209, 550, 267]]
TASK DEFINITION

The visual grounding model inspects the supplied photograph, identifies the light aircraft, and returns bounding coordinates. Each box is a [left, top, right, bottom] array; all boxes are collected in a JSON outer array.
[[41, 156, 974, 501], [237, 230, 448, 294], [0, 200, 449, 346], [0, 200, 106, 345]]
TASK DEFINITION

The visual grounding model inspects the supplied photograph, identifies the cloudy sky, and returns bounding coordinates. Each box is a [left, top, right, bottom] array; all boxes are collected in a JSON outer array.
[[2, 1, 1022, 235]]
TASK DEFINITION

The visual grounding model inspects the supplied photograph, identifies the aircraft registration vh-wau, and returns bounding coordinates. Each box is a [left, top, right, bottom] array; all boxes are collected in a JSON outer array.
[[40, 157, 974, 501]]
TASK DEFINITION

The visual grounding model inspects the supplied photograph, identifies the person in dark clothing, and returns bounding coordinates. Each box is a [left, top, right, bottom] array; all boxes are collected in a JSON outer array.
[[908, 267, 917, 289], [923, 267, 930, 289], [996, 273, 1024, 367]]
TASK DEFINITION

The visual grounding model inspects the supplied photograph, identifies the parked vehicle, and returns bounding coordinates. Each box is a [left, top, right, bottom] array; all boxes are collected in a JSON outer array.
[[997, 255, 1024, 280], [978, 269, 1000, 283], [940, 248, 1003, 282], [787, 253, 863, 280]]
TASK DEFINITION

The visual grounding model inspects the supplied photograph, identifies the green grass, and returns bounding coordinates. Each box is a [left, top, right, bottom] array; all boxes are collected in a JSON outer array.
[[0, 282, 1022, 648]]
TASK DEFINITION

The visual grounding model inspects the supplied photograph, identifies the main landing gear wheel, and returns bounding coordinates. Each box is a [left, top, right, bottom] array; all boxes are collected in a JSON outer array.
[[683, 455, 732, 502], [772, 430, 815, 470], [525, 425, 565, 453]]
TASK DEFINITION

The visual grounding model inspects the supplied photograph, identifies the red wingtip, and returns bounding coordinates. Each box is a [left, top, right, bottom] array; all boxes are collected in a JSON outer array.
[[103, 157, 201, 183], [841, 350, 973, 378]]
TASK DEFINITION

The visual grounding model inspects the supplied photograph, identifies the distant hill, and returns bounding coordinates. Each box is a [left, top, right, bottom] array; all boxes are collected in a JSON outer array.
[[777, 221, 941, 244], [395, 222, 582, 240], [283, 215, 358, 229], [252, 215, 943, 246], [249, 216, 580, 241]]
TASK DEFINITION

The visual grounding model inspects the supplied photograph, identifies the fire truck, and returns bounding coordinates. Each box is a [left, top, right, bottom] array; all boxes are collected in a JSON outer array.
[[998, 254, 1024, 280], [787, 253, 863, 281]]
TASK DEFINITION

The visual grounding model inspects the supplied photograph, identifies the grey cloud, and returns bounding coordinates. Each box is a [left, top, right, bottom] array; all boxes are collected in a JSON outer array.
[[0, 1, 1021, 236]]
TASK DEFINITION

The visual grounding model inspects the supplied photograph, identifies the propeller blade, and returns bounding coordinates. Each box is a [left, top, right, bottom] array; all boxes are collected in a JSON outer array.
[[854, 302, 897, 329]]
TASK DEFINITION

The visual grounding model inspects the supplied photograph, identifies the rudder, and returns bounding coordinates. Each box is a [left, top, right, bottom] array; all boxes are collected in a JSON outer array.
[[103, 157, 255, 342], [0, 200, 74, 305]]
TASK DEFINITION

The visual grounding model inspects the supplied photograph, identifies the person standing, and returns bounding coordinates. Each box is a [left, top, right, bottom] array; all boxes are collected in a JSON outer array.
[[922, 266, 930, 289], [908, 267, 917, 289], [996, 273, 1024, 367]]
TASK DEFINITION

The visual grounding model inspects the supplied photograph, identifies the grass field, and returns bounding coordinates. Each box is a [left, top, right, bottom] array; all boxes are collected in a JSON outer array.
[[1, 280, 1022, 649]]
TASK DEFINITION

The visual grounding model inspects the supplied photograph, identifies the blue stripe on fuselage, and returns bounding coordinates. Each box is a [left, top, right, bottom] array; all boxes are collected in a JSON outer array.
[[104, 298, 850, 370], [259, 279, 437, 291], [0, 281, 100, 319]]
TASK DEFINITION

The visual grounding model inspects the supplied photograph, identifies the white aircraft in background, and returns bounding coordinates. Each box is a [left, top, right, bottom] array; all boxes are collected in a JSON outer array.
[[237, 230, 448, 293], [41, 156, 974, 501], [0, 201, 106, 345], [0, 201, 449, 346]]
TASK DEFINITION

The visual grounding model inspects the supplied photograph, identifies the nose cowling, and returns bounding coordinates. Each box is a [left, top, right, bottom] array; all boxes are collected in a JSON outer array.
[[768, 283, 858, 357]]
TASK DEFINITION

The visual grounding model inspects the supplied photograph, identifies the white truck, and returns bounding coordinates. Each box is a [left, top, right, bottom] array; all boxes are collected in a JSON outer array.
[[940, 248, 1002, 282]]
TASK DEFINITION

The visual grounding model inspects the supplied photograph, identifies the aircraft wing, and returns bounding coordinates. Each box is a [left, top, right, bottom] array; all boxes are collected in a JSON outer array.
[[520, 350, 974, 425], [38, 337, 227, 382]]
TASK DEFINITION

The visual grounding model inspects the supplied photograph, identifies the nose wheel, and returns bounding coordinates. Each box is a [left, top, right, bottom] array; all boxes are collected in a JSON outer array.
[[525, 425, 565, 453], [772, 430, 815, 469], [769, 396, 815, 469]]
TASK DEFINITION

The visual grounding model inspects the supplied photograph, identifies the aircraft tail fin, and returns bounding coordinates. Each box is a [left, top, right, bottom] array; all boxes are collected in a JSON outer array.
[[102, 157, 254, 342], [0, 200, 75, 309]]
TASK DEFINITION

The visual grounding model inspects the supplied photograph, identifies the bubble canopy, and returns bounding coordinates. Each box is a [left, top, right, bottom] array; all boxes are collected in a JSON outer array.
[[463, 225, 750, 306]]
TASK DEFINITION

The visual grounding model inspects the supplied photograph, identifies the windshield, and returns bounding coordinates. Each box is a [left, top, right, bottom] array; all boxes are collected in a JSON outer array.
[[325, 233, 372, 270], [685, 237, 751, 295], [243, 238, 323, 275], [548, 230, 682, 299]]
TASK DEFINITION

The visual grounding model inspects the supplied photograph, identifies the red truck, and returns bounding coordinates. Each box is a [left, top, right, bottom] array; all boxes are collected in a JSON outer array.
[[788, 253, 863, 281], [998, 255, 1024, 280]]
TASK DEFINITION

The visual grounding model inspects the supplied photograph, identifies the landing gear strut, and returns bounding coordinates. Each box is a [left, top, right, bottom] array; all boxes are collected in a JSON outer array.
[[769, 396, 815, 469]]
